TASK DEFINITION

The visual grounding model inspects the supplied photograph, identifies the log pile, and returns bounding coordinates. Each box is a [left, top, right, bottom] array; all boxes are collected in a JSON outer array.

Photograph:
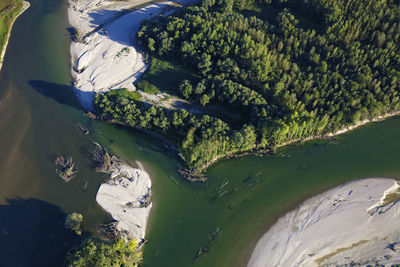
[[178, 169, 206, 182], [97, 221, 121, 241], [55, 156, 78, 182], [92, 142, 114, 173]]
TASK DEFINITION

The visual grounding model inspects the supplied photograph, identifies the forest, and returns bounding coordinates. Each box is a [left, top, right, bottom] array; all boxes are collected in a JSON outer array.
[[95, 0, 400, 175]]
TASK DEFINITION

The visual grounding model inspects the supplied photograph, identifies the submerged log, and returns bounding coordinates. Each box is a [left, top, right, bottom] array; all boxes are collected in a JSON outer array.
[[178, 169, 207, 182], [84, 111, 97, 119], [82, 180, 88, 191], [76, 123, 89, 135], [194, 227, 221, 260]]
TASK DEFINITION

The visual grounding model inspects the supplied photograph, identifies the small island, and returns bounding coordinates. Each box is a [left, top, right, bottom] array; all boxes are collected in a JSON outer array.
[[65, 144, 151, 266], [95, 154, 152, 243]]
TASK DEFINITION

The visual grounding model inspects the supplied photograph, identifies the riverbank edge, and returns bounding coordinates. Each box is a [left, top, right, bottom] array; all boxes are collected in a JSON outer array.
[[67, 0, 400, 177], [205, 109, 400, 171], [0, 1, 30, 72], [92, 108, 400, 181]]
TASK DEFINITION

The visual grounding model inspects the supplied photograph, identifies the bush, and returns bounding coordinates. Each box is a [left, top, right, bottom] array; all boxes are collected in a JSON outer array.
[[65, 212, 83, 235], [66, 238, 142, 267]]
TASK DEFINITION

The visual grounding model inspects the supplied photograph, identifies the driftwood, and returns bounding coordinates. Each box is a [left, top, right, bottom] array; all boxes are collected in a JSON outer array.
[[82, 180, 88, 191], [178, 169, 206, 182], [139, 188, 152, 208], [84, 111, 97, 119], [55, 156, 78, 182], [76, 123, 89, 135], [92, 142, 114, 173], [97, 221, 121, 241], [138, 239, 147, 248]]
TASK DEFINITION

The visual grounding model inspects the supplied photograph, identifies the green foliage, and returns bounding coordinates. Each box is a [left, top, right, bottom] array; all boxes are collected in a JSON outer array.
[[0, 0, 23, 57], [66, 238, 142, 267], [94, 92, 240, 169], [115, 47, 131, 58], [136, 80, 159, 94], [178, 80, 192, 99], [106, 88, 141, 101], [136, 58, 198, 95], [199, 94, 210, 106], [96, 0, 400, 172], [65, 213, 83, 235]]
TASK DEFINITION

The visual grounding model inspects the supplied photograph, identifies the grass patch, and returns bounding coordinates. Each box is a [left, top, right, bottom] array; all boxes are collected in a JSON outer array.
[[314, 240, 369, 265], [240, 1, 324, 33], [0, 0, 23, 57], [136, 80, 159, 94], [136, 57, 199, 95], [107, 88, 141, 101], [240, 1, 278, 21], [382, 188, 400, 206]]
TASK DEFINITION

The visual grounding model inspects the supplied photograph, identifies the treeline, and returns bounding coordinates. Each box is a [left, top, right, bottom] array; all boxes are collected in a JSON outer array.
[[66, 238, 142, 267], [95, 89, 256, 170], [95, 0, 400, 172]]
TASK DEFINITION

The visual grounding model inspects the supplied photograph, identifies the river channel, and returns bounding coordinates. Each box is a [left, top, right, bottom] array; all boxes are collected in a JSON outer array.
[[0, 0, 399, 266]]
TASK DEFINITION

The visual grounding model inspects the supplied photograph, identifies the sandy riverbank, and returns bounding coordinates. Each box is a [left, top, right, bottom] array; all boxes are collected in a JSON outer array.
[[68, 0, 197, 110], [96, 158, 152, 242], [248, 178, 400, 266], [0, 1, 30, 72]]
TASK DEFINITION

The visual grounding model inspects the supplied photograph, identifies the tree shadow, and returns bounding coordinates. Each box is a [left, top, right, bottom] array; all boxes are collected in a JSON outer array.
[[28, 80, 85, 111], [86, 2, 185, 46], [0, 198, 83, 267], [66, 26, 79, 42]]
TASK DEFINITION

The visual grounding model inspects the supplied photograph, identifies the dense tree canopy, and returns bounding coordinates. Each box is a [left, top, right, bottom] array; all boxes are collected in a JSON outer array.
[[66, 238, 142, 267], [95, 0, 400, 173]]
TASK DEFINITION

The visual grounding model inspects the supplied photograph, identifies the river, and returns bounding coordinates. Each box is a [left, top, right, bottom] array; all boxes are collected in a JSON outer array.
[[0, 0, 400, 266]]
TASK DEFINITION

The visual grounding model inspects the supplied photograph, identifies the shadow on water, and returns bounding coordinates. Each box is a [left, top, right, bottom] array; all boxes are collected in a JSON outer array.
[[28, 80, 83, 110], [0, 198, 82, 267]]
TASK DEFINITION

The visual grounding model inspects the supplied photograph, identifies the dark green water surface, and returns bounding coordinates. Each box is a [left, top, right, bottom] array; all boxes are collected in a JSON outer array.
[[0, 0, 400, 266]]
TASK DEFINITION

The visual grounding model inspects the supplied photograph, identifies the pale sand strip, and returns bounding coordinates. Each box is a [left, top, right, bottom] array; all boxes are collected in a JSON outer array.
[[248, 178, 400, 266]]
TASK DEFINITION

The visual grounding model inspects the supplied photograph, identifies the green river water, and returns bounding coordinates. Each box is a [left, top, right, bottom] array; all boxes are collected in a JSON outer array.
[[0, 0, 399, 266]]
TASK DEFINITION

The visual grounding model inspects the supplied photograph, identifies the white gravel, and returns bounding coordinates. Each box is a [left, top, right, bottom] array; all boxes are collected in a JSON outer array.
[[248, 178, 400, 266], [96, 160, 152, 241], [68, 0, 198, 110]]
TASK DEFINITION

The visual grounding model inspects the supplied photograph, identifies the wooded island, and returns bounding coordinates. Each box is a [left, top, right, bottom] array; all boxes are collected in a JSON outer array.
[[94, 0, 400, 176]]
